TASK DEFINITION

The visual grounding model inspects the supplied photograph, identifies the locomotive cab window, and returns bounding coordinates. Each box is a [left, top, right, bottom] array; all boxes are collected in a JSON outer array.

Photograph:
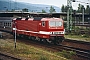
[[42, 21, 45, 27], [49, 21, 62, 27]]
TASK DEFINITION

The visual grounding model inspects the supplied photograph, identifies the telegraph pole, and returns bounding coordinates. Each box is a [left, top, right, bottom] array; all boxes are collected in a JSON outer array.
[[67, 0, 72, 32]]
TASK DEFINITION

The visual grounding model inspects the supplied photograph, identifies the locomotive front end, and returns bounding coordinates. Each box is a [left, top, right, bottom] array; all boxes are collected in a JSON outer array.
[[47, 18, 65, 44]]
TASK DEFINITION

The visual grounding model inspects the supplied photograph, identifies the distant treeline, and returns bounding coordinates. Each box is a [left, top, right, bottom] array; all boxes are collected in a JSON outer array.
[[61, 4, 90, 14]]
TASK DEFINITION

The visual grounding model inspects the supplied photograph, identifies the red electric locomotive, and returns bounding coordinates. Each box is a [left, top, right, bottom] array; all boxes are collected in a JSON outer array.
[[12, 17, 65, 44]]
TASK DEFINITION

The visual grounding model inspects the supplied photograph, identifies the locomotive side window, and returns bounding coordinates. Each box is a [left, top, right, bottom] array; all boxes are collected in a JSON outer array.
[[42, 21, 45, 27]]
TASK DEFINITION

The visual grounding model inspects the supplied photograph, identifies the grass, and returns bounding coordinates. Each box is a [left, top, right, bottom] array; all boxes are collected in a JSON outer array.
[[56, 50, 76, 59], [0, 39, 67, 60], [64, 26, 90, 42], [65, 34, 90, 42]]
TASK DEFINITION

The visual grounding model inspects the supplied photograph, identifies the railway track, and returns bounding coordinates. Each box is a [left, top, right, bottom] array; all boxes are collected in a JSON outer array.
[[0, 30, 90, 60], [61, 45, 90, 60], [43, 44, 90, 60], [18, 37, 90, 60], [0, 52, 21, 60], [63, 39, 90, 52]]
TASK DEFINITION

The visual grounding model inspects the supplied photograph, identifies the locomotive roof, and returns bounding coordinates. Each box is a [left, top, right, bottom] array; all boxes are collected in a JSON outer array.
[[33, 17, 42, 20], [13, 17, 63, 21], [13, 17, 42, 20]]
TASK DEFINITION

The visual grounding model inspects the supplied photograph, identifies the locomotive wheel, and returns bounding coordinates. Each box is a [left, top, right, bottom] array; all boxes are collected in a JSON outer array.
[[37, 38, 41, 41], [21, 35, 24, 38], [56, 39, 64, 45], [39, 38, 42, 42], [31, 36, 36, 40], [28, 36, 31, 39], [43, 39, 47, 43], [46, 39, 52, 43], [40, 38, 43, 42], [56, 41, 61, 45], [55, 37, 64, 45]]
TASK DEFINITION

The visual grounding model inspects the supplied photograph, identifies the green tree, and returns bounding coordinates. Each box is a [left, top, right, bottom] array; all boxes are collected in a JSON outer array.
[[61, 5, 65, 12], [49, 6, 56, 13], [77, 4, 81, 13], [77, 4, 85, 13], [61, 4, 74, 13], [85, 5, 90, 14], [22, 8, 28, 12], [64, 6, 68, 12], [61, 5, 69, 12], [81, 5, 85, 10], [42, 9, 46, 13]]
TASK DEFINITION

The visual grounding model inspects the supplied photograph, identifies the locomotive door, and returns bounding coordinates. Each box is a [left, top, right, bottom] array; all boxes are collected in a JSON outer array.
[[39, 21, 46, 31]]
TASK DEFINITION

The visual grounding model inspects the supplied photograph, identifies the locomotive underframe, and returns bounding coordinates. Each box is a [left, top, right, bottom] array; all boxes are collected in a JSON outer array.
[[15, 33, 64, 44]]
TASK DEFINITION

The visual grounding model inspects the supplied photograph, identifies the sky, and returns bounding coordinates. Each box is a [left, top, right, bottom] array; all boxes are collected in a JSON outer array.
[[12, 0, 90, 10]]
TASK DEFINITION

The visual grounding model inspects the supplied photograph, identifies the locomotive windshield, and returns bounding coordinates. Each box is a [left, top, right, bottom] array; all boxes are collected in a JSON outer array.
[[49, 21, 62, 27]]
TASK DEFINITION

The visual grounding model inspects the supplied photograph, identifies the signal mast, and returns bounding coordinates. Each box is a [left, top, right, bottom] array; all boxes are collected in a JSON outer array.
[[67, 0, 75, 32]]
